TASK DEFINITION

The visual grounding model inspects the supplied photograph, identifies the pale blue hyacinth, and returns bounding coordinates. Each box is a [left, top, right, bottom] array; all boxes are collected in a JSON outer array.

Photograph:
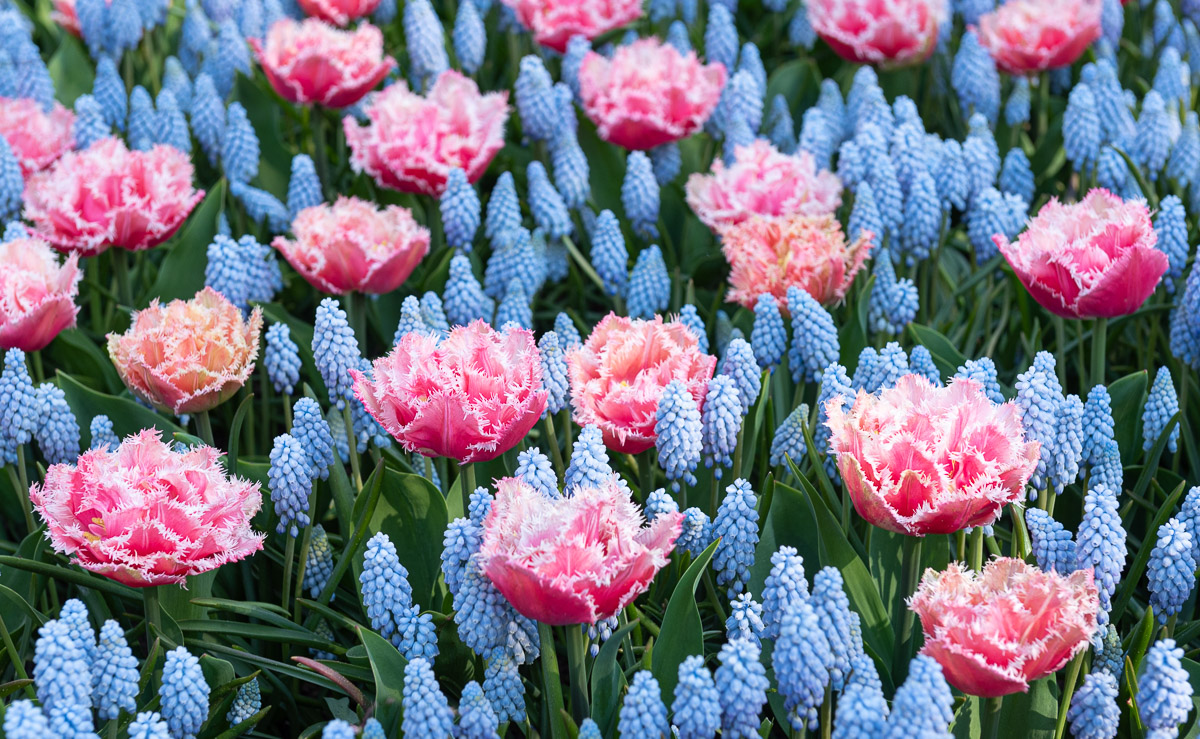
[[1064, 83, 1101, 169], [955, 357, 1004, 404], [538, 331, 569, 415], [1082, 385, 1116, 466], [702, 375, 741, 477], [205, 234, 282, 312], [761, 546, 808, 638], [287, 154, 322, 219], [33, 383, 80, 465], [882, 655, 954, 739], [484, 653, 527, 723], [770, 403, 809, 468], [1049, 393, 1084, 495], [72, 94, 109, 149], [813, 567, 855, 688], [226, 679, 261, 726], [1148, 517, 1196, 624], [713, 479, 758, 598], [1015, 351, 1063, 492], [787, 287, 839, 384], [678, 304, 709, 354], [515, 447, 558, 498], [1068, 672, 1120, 739], [190, 74, 224, 166], [2, 700, 49, 738], [322, 720, 355, 739], [565, 425, 612, 492], [720, 338, 760, 413], [834, 653, 889, 737], [128, 712, 171, 739], [494, 279, 532, 329], [402, 659, 454, 738], [951, 31, 1000, 124], [677, 506, 712, 557], [1138, 639, 1194, 736], [672, 655, 721, 739], [715, 638, 769, 739], [1133, 91, 1171, 179], [456, 681, 499, 739], [751, 294, 787, 369], [774, 599, 832, 731], [704, 4, 738, 78], [160, 647, 210, 739], [515, 55, 558, 143], [313, 298, 360, 409], [1076, 482, 1126, 623], [622, 151, 660, 240], [656, 380, 703, 489], [0, 348, 36, 463], [303, 525, 334, 598], [627, 244, 670, 319], [1154, 195, 1189, 290], [264, 323, 301, 396], [155, 90, 190, 153], [403, 0, 448, 88], [453, 0, 485, 74], [619, 671, 670, 738], [1026, 508, 1077, 574], [445, 254, 494, 326], [726, 593, 765, 645], [360, 533, 414, 642], [590, 209, 629, 298], [528, 161, 572, 241], [268, 433, 312, 536], [94, 619, 138, 720], [1144, 366, 1181, 453], [221, 102, 259, 184], [89, 415, 119, 450], [551, 129, 590, 210]]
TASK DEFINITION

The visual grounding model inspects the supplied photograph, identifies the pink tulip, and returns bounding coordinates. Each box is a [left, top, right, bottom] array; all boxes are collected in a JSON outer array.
[[499, 0, 643, 52], [480, 475, 683, 625], [0, 97, 75, 176], [107, 287, 263, 415], [686, 140, 843, 234], [720, 213, 871, 312], [297, 0, 381, 25], [807, 0, 948, 67], [0, 237, 80, 352], [567, 314, 716, 454], [344, 71, 509, 196], [353, 321, 547, 464], [995, 189, 1166, 319], [976, 0, 1101, 76], [578, 38, 726, 151], [250, 19, 395, 108], [30, 429, 265, 587], [272, 197, 429, 295], [826, 375, 1040, 536], [24, 137, 204, 257], [910, 558, 1099, 697], [51, 0, 85, 35]]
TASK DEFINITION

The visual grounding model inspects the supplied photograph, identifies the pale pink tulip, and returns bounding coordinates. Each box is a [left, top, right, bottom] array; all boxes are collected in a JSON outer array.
[[995, 189, 1166, 319], [578, 38, 726, 151], [807, 0, 948, 67], [344, 71, 509, 196], [0, 237, 80, 352], [480, 475, 683, 624], [353, 321, 547, 464], [297, 0, 381, 25], [567, 314, 716, 454], [0, 97, 75, 176], [976, 0, 1101, 75], [251, 19, 395, 108], [107, 287, 262, 415], [272, 197, 429, 295], [687, 140, 843, 233], [720, 213, 871, 311], [500, 0, 643, 52], [826, 375, 1040, 536], [51, 0, 85, 35], [30, 428, 265, 587], [910, 559, 1099, 697], [24, 137, 204, 257]]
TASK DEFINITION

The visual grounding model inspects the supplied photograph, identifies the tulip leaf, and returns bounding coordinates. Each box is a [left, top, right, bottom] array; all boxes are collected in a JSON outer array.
[[145, 180, 227, 305], [1106, 369, 1149, 467], [951, 695, 982, 739], [590, 619, 640, 737], [359, 627, 408, 736], [997, 676, 1057, 736], [56, 371, 184, 441], [47, 35, 93, 107], [44, 329, 122, 396], [361, 468, 448, 611], [651, 539, 719, 702], [909, 323, 970, 381]]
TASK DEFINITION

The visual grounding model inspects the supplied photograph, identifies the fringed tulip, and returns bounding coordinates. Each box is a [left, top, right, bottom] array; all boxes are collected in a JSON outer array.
[[24, 137, 204, 257], [567, 314, 716, 454], [251, 19, 396, 108], [272, 196, 429, 295], [578, 38, 726, 151], [807, 0, 948, 67], [106, 287, 263, 415], [826, 375, 1040, 535], [977, 0, 1102, 75], [479, 475, 683, 624], [353, 321, 547, 464], [910, 559, 1099, 697], [344, 71, 509, 196], [0, 97, 75, 175], [298, 0, 381, 25], [30, 429, 265, 587], [0, 237, 80, 352], [995, 189, 1166, 319], [500, 0, 643, 52]]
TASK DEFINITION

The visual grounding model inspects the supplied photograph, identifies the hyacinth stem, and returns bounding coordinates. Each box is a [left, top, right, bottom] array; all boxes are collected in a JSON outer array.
[[348, 291, 368, 355], [6, 464, 33, 533], [283, 396, 293, 431], [819, 684, 832, 739], [561, 235, 610, 300], [195, 411, 215, 447], [1053, 653, 1085, 739], [1165, 614, 1178, 639], [538, 623, 568, 739], [113, 246, 133, 308], [894, 535, 923, 669], [732, 424, 745, 486], [341, 406, 362, 491], [970, 525, 985, 572], [144, 585, 162, 641], [561, 409, 573, 463], [543, 413, 565, 482], [281, 533, 296, 611], [1053, 317, 1067, 388], [565, 625, 590, 722], [0, 612, 34, 700], [293, 489, 317, 623], [983, 695, 1003, 739], [1092, 318, 1108, 388], [461, 463, 476, 516]]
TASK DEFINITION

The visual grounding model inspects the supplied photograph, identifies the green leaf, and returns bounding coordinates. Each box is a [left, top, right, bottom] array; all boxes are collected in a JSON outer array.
[[43, 329, 122, 396], [1107, 370, 1149, 466], [145, 181, 227, 305], [650, 539, 719, 701], [361, 469, 448, 611], [590, 619, 640, 737], [1111, 479, 1186, 622], [909, 324, 970, 380], [178, 620, 335, 651], [952, 695, 982, 739], [0, 680, 34, 700], [47, 35, 93, 107], [997, 676, 1057, 737], [358, 627, 408, 735], [0, 555, 136, 600], [234, 75, 292, 196], [56, 371, 184, 440]]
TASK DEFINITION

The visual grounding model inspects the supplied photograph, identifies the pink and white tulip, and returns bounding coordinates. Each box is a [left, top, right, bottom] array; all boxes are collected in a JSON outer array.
[[30, 429, 265, 587], [344, 71, 509, 196], [0, 237, 80, 352], [499, 0, 643, 52], [297, 0, 381, 25], [251, 19, 395, 109], [107, 287, 263, 415], [272, 197, 429, 295], [806, 0, 949, 67], [480, 475, 684, 624], [0, 97, 75, 176], [995, 189, 1166, 319], [578, 38, 726, 151], [826, 375, 1040, 536], [353, 321, 547, 464], [24, 137, 204, 257], [976, 0, 1102, 75], [567, 314, 716, 454], [910, 558, 1099, 697]]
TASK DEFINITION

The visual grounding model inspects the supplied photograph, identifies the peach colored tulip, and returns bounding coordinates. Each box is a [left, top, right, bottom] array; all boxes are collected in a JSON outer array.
[[499, 0, 643, 52], [0, 97, 75, 175], [807, 0, 949, 67], [995, 189, 1166, 319], [353, 321, 547, 464], [976, 0, 1102, 75], [30, 429, 265, 587], [24, 137, 204, 257], [687, 140, 843, 234], [480, 475, 683, 624], [0, 237, 80, 352], [910, 558, 1099, 697], [298, 0, 381, 25], [719, 213, 872, 311], [567, 314, 716, 454], [344, 71, 509, 196], [250, 19, 395, 108], [578, 38, 726, 151], [272, 197, 429, 295], [107, 287, 262, 415], [826, 375, 1040, 536]]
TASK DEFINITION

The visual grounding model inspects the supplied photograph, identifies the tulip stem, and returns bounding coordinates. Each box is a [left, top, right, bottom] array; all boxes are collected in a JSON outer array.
[[984, 696, 1003, 739], [565, 625, 590, 722], [461, 463, 476, 516], [894, 535, 923, 670], [537, 623, 568, 739], [543, 414, 565, 482], [113, 248, 133, 308], [1053, 653, 1085, 739], [195, 411, 215, 447], [1091, 318, 1108, 389], [0, 612, 34, 700], [970, 525, 984, 572], [144, 585, 162, 642], [1010, 504, 1031, 559], [341, 406, 363, 491]]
